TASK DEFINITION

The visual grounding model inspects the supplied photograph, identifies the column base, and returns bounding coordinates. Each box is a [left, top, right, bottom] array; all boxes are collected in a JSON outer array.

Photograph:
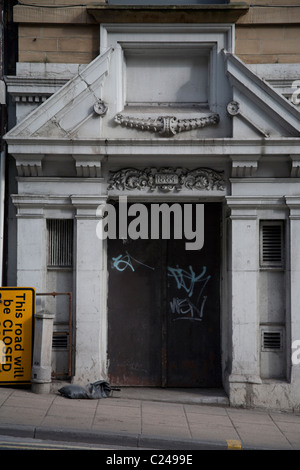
[[31, 380, 52, 394], [31, 364, 52, 394]]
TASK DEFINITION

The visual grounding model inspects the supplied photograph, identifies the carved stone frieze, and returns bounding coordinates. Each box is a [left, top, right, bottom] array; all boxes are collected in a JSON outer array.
[[114, 113, 219, 137], [108, 167, 225, 192]]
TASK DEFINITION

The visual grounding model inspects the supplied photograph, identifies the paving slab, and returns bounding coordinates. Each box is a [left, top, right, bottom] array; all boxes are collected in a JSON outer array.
[[0, 386, 300, 450]]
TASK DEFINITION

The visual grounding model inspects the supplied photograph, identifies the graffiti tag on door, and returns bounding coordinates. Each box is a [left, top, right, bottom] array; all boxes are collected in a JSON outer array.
[[111, 252, 210, 322], [111, 251, 155, 272], [168, 265, 211, 322]]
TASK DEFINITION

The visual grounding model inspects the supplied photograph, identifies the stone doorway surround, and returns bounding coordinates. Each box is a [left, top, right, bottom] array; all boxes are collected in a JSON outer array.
[[4, 24, 300, 410]]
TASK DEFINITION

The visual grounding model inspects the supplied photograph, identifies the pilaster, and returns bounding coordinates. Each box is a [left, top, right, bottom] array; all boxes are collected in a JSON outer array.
[[11, 195, 46, 293], [226, 196, 261, 387], [286, 197, 300, 383], [71, 195, 108, 385]]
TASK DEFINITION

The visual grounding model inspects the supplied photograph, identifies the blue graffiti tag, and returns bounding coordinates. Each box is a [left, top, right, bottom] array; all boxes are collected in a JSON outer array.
[[112, 251, 155, 272], [167, 265, 209, 297], [170, 296, 208, 321], [168, 265, 211, 321]]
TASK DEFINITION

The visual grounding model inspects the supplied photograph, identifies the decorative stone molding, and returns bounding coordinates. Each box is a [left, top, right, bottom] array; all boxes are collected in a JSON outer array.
[[73, 155, 103, 178], [6, 77, 66, 104], [230, 156, 258, 177], [15, 155, 43, 177], [231, 161, 258, 177], [290, 156, 300, 177], [93, 100, 108, 116], [226, 101, 240, 116], [71, 195, 107, 219], [226, 100, 270, 138], [75, 162, 101, 178], [108, 167, 225, 192], [6, 76, 69, 122], [114, 113, 219, 137]]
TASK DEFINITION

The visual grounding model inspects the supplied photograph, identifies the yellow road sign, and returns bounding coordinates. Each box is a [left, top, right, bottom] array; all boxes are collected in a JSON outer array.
[[0, 288, 35, 385]]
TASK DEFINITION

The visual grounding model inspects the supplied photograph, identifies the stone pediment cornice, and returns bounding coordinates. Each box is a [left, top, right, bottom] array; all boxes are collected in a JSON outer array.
[[6, 76, 68, 104], [224, 51, 300, 137], [5, 136, 300, 154], [3, 47, 113, 141], [7, 137, 300, 178]]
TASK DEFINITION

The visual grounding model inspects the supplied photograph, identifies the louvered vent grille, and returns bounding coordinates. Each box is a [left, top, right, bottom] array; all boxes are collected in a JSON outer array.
[[47, 219, 73, 267], [260, 222, 283, 267], [52, 333, 69, 350], [261, 330, 282, 351]]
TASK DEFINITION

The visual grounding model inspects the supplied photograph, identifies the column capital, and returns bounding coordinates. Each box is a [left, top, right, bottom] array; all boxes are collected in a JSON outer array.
[[226, 196, 286, 217], [71, 195, 108, 219], [286, 197, 300, 220]]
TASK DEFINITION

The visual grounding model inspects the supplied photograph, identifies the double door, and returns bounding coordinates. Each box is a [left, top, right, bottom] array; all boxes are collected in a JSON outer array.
[[107, 202, 222, 387]]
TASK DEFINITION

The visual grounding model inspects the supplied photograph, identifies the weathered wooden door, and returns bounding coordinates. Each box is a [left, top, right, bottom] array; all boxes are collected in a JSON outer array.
[[107, 202, 222, 387]]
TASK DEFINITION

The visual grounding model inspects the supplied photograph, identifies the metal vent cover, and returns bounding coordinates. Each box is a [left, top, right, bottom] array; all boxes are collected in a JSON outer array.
[[47, 219, 73, 267], [52, 333, 69, 350], [261, 329, 283, 352], [260, 222, 284, 267]]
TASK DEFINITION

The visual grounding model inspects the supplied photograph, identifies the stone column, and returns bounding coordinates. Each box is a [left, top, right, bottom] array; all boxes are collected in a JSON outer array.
[[71, 196, 107, 386], [12, 196, 46, 294], [12, 195, 51, 392], [226, 197, 261, 405], [286, 197, 300, 392], [12, 196, 47, 328], [31, 312, 55, 394]]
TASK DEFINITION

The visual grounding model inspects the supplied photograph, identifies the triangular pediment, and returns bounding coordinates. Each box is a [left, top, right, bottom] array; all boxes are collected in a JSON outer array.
[[4, 48, 300, 150], [4, 48, 113, 142], [224, 51, 300, 138]]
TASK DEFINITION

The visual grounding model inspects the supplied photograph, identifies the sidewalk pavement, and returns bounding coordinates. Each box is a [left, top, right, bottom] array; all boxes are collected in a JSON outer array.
[[0, 385, 300, 450]]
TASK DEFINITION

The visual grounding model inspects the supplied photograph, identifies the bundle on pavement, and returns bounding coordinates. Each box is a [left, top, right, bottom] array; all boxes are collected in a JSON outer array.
[[58, 380, 120, 399]]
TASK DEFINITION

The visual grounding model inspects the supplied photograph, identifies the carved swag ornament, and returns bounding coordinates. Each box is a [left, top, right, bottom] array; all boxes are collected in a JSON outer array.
[[108, 167, 225, 192], [114, 113, 219, 137]]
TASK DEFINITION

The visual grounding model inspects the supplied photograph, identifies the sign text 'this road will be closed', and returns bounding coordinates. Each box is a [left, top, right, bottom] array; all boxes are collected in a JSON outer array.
[[0, 288, 35, 385]]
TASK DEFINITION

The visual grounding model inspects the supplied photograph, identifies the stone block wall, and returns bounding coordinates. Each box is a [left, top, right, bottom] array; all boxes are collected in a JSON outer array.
[[236, 26, 300, 64], [18, 25, 100, 64], [14, 1, 300, 65]]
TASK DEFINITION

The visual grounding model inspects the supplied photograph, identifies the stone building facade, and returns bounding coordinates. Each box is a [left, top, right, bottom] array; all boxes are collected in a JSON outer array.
[[2, 0, 300, 410]]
